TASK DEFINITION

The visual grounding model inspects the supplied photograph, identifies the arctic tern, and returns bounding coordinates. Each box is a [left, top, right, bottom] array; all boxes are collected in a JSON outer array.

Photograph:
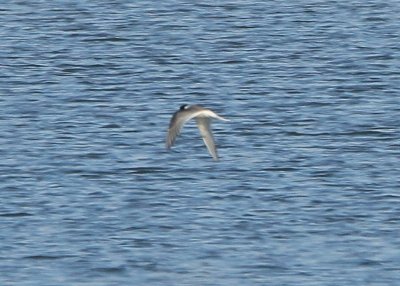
[[166, 104, 229, 160]]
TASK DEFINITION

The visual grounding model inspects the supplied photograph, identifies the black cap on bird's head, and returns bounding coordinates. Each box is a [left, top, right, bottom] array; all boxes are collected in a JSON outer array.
[[180, 104, 189, 110]]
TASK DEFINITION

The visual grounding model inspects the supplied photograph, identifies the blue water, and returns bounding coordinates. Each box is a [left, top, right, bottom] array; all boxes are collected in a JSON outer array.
[[1, 1, 400, 285]]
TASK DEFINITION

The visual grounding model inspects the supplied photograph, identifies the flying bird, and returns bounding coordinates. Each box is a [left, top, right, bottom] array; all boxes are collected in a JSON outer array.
[[166, 104, 229, 160]]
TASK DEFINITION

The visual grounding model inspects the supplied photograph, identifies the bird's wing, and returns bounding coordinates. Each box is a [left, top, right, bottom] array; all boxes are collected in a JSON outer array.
[[166, 110, 203, 149], [196, 117, 218, 161]]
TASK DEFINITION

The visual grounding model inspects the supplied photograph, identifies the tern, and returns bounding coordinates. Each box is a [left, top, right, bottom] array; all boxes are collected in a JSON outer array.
[[166, 104, 229, 161]]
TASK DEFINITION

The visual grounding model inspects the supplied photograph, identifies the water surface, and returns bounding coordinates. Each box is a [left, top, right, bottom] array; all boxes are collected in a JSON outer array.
[[1, 1, 400, 285]]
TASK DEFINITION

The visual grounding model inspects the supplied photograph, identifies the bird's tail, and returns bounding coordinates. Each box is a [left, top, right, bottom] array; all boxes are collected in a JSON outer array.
[[214, 114, 230, 121]]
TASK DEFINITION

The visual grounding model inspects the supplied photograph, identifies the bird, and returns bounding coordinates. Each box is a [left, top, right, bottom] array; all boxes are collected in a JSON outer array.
[[166, 104, 229, 161]]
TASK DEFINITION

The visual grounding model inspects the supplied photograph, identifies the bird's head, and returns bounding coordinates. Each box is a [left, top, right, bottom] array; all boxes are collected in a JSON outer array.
[[180, 104, 189, 110]]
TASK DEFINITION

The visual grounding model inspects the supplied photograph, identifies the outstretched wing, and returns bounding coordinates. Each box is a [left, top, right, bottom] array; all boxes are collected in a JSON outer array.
[[166, 110, 203, 149], [196, 117, 218, 161]]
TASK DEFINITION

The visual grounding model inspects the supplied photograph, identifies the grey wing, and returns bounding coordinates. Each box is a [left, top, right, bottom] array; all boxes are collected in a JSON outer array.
[[196, 117, 218, 161], [166, 111, 197, 149]]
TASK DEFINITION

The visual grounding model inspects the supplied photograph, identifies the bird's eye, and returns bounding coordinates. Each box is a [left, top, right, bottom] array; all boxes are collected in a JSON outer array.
[[180, 104, 188, 110]]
